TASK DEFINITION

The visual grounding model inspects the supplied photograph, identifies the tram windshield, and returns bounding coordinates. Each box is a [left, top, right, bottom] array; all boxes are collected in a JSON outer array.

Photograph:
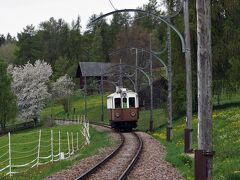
[[123, 98, 128, 108], [114, 98, 121, 108], [129, 97, 135, 108]]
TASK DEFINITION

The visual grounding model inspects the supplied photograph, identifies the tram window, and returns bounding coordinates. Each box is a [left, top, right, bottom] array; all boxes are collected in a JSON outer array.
[[123, 98, 128, 108], [129, 97, 135, 108], [114, 98, 121, 108]]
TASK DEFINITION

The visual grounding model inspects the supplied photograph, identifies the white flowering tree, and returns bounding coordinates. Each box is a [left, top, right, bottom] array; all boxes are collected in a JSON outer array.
[[8, 60, 52, 125], [52, 74, 75, 113]]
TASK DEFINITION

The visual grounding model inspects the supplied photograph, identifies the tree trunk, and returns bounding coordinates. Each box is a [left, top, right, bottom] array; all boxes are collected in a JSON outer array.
[[196, 0, 213, 179], [33, 117, 38, 127], [63, 99, 69, 113], [0, 122, 6, 133]]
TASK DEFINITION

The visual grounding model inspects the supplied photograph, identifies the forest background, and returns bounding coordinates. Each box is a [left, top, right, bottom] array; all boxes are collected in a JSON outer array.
[[0, 0, 239, 117]]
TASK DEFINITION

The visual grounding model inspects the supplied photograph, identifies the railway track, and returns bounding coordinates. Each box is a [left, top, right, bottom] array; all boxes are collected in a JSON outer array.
[[75, 123, 143, 180]]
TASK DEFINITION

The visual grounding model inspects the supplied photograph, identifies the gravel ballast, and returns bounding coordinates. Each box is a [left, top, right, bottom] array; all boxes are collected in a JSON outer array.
[[46, 127, 183, 180], [128, 132, 183, 180], [87, 132, 138, 180], [46, 126, 120, 180]]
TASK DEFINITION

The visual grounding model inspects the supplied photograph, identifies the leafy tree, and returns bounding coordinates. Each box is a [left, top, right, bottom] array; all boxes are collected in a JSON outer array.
[[109, 12, 131, 43], [90, 27, 105, 62], [134, 0, 162, 30], [0, 58, 17, 132], [0, 34, 6, 46], [8, 60, 52, 125], [0, 42, 18, 64], [38, 18, 70, 66], [52, 74, 75, 113], [16, 25, 39, 65]]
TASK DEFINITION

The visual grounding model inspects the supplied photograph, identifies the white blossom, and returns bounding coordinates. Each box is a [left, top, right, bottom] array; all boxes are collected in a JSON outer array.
[[8, 60, 52, 120], [52, 74, 75, 99]]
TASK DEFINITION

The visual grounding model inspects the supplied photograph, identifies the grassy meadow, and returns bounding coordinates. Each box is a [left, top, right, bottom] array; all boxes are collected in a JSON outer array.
[[153, 105, 240, 180], [0, 124, 113, 179]]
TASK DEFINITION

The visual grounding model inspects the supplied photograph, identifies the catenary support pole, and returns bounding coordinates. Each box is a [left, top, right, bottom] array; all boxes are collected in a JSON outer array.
[[183, 0, 193, 153], [195, 0, 213, 179], [149, 36, 154, 132], [135, 49, 138, 92], [119, 58, 123, 87], [84, 76, 87, 117], [166, 18, 173, 141], [101, 75, 104, 122]]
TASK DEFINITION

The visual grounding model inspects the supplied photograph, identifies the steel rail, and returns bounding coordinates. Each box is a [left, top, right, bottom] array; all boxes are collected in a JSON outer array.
[[75, 123, 124, 180], [53, 120, 143, 180], [118, 132, 143, 180], [75, 123, 143, 180]]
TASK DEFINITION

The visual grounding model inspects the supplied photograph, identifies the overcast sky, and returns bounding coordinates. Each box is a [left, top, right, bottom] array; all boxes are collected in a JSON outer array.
[[0, 0, 150, 37]]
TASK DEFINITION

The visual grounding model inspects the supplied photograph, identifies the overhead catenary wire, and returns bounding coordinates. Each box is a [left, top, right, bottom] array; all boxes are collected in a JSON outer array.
[[108, 0, 117, 10]]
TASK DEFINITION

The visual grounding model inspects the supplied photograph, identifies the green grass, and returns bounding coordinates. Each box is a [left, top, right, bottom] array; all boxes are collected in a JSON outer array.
[[41, 91, 167, 131], [213, 92, 240, 105], [0, 124, 113, 179], [153, 105, 240, 180]]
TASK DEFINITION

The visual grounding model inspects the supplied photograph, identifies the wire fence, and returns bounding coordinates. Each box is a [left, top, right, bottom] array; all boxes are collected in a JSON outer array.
[[0, 116, 90, 177]]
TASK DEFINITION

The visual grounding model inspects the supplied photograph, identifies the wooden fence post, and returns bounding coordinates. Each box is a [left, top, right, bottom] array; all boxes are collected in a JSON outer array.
[[37, 130, 41, 166]]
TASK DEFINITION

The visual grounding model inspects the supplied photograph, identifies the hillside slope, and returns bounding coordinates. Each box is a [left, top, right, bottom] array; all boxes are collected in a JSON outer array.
[[153, 105, 240, 180]]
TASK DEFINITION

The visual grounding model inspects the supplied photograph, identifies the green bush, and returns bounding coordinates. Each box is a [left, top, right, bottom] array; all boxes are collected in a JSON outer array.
[[177, 153, 193, 168], [226, 172, 240, 180]]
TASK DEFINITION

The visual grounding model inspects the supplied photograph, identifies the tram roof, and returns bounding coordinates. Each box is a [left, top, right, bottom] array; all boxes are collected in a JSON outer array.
[[107, 88, 137, 98]]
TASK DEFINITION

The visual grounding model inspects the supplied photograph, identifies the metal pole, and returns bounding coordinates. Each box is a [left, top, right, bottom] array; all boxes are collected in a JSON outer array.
[[135, 49, 138, 92], [101, 75, 104, 122], [119, 59, 123, 87], [68, 85, 70, 114], [84, 76, 87, 117], [166, 18, 173, 141], [149, 36, 154, 132], [183, 0, 193, 153]]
